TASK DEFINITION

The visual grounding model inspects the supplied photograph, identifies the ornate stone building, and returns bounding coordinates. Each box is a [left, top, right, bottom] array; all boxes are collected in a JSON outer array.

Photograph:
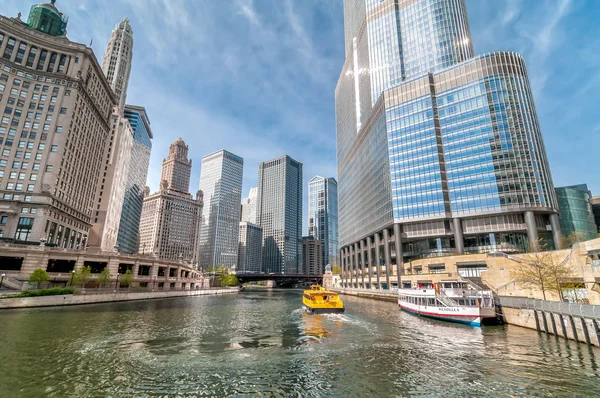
[[138, 139, 202, 266], [0, 1, 116, 247]]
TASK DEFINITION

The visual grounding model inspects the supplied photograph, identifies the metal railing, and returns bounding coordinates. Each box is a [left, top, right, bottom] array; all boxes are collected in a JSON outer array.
[[337, 287, 398, 295], [498, 296, 600, 320], [73, 286, 229, 295]]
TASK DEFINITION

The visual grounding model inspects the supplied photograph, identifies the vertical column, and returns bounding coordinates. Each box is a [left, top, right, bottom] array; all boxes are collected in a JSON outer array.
[[549, 213, 562, 250], [360, 239, 366, 288], [453, 218, 464, 255], [354, 242, 360, 288], [524, 211, 538, 251], [341, 248, 346, 288], [347, 245, 354, 287], [383, 228, 391, 290], [366, 236, 373, 289], [393, 223, 403, 285], [375, 233, 381, 289]]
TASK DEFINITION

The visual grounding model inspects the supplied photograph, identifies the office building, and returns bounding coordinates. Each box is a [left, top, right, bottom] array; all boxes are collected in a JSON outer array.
[[0, 2, 116, 246], [302, 236, 323, 276], [198, 150, 243, 271], [138, 139, 202, 264], [240, 186, 257, 224], [337, 0, 560, 288], [555, 185, 597, 242], [257, 155, 303, 274], [237, 221, 262, 273], [88, 16, 136, 252], [116, 105, 152, 254], [87, 112, 133, 251], [308, 176, 339, 273], [100, 18, 133, 111]]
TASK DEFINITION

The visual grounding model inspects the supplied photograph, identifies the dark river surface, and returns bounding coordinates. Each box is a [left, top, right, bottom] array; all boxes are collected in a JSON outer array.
[[0, 289, 599, 397]]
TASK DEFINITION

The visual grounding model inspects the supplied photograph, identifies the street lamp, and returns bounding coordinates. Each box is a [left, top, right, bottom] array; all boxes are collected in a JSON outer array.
[[0, 273, 5, 289], [115, 273, 120, 289], [69, 270, 75, 286]]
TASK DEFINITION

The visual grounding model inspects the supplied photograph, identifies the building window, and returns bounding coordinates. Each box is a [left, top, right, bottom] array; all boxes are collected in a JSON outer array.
[[14, 217, 34, 241], [2, 38, 16, 60], [45, 164, 53, 172], [60, 107, 67, 114], [56, 126, 63, 133], [26, 47, 37, 68], [51, 145, 57, 152], [27, 184, 34, 192], [24, 195, 31, 202], [0, 216, 7, 224]]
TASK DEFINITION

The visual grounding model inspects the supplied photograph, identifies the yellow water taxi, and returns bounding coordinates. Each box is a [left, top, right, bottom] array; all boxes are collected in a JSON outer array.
[[302, 285, 344, 314]]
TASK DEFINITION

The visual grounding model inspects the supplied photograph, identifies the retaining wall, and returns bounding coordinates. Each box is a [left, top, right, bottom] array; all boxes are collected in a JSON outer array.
[[0, 288, 238, 309]]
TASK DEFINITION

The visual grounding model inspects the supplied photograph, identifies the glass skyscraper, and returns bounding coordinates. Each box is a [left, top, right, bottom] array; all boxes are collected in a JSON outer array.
[[337, 0, 561, 289], [555, 184, 597, 242], [308, 176, 339, 273], [198, 150, 244, 271], [116, 105, 152, 254], [257, 155, 303, 274]]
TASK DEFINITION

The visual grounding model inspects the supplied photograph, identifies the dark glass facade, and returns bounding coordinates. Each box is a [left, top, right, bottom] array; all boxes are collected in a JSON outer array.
[[556, 185, 597, 242], [116, 106, 152, 254]]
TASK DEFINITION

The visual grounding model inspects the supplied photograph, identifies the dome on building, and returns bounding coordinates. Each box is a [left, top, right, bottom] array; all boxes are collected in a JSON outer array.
[[173, 138, 186, 146], [26, 0, 68, 37]]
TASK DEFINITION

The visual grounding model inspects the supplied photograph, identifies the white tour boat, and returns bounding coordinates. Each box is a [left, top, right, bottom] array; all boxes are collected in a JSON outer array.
[[398, 281, 495, 327]]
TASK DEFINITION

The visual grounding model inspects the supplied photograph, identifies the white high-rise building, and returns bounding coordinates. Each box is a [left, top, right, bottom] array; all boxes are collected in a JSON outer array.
[[257, 155, 303, 274], [101, 18, 133, 111], [240, 187, 257, 224], [198, 150, 244, 271]]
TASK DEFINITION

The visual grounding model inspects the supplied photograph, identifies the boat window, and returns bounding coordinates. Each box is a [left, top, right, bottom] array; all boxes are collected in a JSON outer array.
[[428, 298, 436, 306]]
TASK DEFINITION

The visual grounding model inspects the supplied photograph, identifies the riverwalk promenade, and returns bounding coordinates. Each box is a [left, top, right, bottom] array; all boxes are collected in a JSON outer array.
[[0, 287, 239, 310]]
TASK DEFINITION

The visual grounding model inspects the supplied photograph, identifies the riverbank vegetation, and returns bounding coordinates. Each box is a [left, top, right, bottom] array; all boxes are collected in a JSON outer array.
[[1, 287, 75, 299]]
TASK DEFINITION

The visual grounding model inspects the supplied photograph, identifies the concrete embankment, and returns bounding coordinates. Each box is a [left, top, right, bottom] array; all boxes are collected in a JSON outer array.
[[0, 288, 238, 310], [500, 306, 600, 347]]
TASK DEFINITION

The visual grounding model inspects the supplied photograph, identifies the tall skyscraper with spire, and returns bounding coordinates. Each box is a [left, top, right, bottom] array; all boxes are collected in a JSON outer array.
[[337, 0, 561, 289], [101, 18, 133, 111], [88, 17, 136, 252]]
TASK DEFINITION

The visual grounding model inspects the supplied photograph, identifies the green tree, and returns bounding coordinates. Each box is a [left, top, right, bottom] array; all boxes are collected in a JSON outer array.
[[97, 267, 112, 287], [72, 266, 91, 287], [332, 265, 342, 275], [217, 267, 239, 287], [120, 269, 133, 287], [29, 268, 50, 288]]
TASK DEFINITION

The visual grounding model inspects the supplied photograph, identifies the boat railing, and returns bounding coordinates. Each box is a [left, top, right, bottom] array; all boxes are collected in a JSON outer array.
[[437, 289, 460, 307]]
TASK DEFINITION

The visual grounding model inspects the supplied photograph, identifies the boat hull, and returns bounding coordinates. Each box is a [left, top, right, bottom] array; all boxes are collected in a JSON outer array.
[[399, 301, 494, 327], [303, 305, 345, 315]]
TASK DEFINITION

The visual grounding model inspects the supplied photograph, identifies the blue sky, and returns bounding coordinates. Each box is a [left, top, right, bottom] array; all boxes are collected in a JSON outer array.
[[3, 0, 599, 233]]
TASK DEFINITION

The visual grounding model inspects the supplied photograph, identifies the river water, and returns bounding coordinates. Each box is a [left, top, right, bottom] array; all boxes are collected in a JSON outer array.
[[0, 290, 599, 397]]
